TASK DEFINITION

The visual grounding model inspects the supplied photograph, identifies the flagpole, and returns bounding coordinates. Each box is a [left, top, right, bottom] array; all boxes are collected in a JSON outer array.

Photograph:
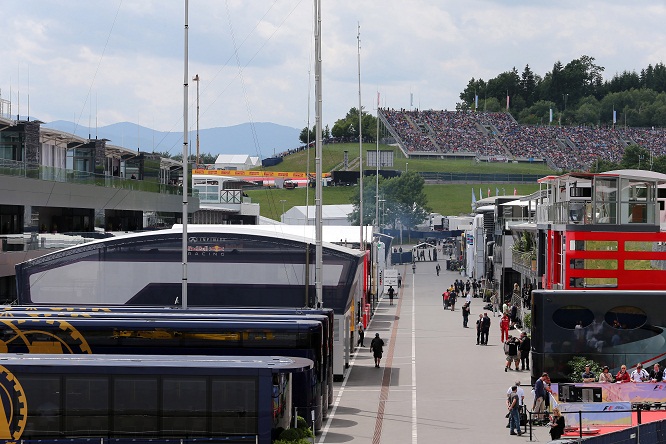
[[181, 0, 189, 309]]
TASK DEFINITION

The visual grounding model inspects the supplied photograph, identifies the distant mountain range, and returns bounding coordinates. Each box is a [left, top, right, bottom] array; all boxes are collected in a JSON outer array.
[[42, 120, 301, 159]]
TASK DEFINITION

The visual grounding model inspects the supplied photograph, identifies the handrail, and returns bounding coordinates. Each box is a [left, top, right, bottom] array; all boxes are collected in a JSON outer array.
[[0, 159, 183, 195]]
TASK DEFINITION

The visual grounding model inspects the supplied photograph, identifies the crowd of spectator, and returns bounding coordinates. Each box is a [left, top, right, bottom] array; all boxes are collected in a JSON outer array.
[[379, 108, 666, 171]]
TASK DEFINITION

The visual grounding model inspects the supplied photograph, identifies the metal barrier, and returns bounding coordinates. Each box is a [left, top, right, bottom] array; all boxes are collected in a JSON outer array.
[[524, 405, 662, 442]]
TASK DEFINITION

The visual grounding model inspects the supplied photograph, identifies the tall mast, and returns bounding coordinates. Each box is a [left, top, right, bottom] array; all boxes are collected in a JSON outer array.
[[357, 24, 364, 310], [181, 0, 189, 309], [314, 0, 323, 307], [375, 90, 379, 230]]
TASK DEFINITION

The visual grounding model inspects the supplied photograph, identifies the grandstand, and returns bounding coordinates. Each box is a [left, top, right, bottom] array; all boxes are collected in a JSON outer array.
[[378, 109, 666, 171]]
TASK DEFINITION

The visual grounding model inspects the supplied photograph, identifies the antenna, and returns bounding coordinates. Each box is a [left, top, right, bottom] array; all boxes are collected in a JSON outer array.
[[16, 64, 20, 120], [27, 65, 30, 121]]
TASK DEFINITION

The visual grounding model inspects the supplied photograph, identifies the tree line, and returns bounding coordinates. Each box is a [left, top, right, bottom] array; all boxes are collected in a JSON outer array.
[[459, 56, 666, 127], [300, 107, 378, 144], [348, 171, 430, 233]]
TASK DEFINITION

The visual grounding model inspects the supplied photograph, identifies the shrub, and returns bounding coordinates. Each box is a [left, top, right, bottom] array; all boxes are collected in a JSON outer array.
[[276, 416, 314, 442], [567, 356, 603, 382], [278, 428, 303, 441], [523, 313, 531, 332]]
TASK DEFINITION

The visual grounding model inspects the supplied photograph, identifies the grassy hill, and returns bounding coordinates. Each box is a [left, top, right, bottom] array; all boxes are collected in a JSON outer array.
[[246, 183, 540, 221], [248, 143, 548, 220], [260, 143, 554, 175]]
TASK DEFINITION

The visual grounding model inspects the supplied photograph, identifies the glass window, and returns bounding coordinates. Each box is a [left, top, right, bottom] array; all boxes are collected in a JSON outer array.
[[585, 240, 617, 251], [594, 178, 617, 224], [113, 377, 158, 436], [211, 377, 257, 435], [625, 260, 655, 270], [162, 378, 208, 436], [604, 306, 647, 329], [625, 241, 660, 251], [22, 376, 61, 437], [65, 377, 109, 436], [552, 305, 594, 329], [570, 258, 619, 270], [569, 277, 617, 288]]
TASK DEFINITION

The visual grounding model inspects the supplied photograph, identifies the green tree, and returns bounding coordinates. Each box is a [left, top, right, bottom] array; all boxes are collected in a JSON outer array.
[[299, 126, 316, 145], [348, 172, 431, 233], [620, 145, 651, 169], [517, 100, 557, 125], [520, 64, 539, 107], [331, 108, 377, 142], [574, 96, 601, 125], [348, 176, 382, 225]]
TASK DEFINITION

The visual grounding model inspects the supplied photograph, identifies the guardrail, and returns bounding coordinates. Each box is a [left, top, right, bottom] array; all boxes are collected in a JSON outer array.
[[417, 171, 542, 183], [0, 159, 183, 195]]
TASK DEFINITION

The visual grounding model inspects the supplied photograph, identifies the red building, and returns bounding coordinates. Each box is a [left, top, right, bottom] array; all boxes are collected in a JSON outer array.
[[518, 170, 666, 290]]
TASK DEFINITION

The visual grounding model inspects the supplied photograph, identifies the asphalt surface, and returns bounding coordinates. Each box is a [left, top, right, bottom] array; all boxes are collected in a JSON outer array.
[[318, 257, 555, 443]]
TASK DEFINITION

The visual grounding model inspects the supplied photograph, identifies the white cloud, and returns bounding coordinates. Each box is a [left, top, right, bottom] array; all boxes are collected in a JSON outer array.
[[2, 0, 666, 157]]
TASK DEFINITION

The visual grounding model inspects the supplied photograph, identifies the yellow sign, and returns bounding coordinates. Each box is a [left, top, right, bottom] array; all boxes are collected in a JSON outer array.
[[192, 169, 330, 178]]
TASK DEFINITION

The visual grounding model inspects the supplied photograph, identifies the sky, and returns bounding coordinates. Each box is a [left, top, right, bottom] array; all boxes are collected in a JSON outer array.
[[2, 0, 666, 154]]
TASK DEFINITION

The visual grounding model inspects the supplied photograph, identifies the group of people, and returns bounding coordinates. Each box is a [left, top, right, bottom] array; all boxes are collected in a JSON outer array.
[[356, 321, 385, 368], [506, 367, 563, 439], [503, 332, 531, 372], [381, 108, 666, 172], [583, 362, 666, 383]]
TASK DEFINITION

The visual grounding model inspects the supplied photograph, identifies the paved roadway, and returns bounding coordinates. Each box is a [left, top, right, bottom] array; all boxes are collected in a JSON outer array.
[[318, 258, 553, 444]]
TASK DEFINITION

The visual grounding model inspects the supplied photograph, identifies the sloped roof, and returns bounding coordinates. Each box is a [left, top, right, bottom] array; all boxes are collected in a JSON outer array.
[[214, 154, 253, 165]]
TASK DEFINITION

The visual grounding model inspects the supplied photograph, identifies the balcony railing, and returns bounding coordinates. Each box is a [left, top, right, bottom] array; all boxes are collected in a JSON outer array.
[[0, 159, 183, 195], [0, 233, 102, 252]]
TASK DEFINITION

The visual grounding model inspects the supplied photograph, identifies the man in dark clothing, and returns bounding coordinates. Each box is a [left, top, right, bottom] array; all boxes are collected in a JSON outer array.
[[370, 333, 385, 368], [481, 313, 491, 345], [518, 332, 531, 371], [650, 364, 664, 382], [435, 263, 441, 276], [510, 303, 518, 324], [387, 286, 395, 306], [504, 336, 520, 371], [534, 373, 552, 424], [462, 302, 470, 328], [475, 314, 483, 345]]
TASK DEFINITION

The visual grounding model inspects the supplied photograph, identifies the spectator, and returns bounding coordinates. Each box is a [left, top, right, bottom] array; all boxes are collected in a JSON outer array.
[[631, 363, 649, 382], [598, 366, 614, 383], [582, 364, 596, 382], [616, 365, 631, 383]]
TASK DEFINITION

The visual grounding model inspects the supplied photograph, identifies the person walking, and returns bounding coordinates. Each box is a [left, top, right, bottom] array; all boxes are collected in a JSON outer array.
[[462, 302, 470, 328], [518, 332, 531, 371], [370, 333, 385, 368], [397, 273, 402, 289], [387, 285, 395, 306], [490, 291, 499, 316], [500, 313, 510, 343], [481, 313, 491, 345], [435, 263, 441, 276], [411, 262, 416, 275], [356, 320, 365, 347], [507, 386, 522, 436], [449, 290, 457, 311]]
